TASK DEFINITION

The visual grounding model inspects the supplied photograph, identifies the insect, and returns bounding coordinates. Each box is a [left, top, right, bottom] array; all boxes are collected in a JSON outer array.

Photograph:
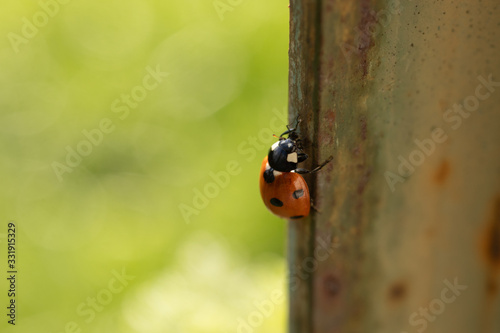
[[259, 118, 332, 219]]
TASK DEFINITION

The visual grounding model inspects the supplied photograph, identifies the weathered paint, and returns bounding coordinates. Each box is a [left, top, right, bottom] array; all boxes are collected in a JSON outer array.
[[288, 0, 500, 332], [288, 1, 322, 332]]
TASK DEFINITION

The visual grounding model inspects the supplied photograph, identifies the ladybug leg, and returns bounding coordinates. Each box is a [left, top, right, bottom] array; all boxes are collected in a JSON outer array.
[[310, 198, 322, 213], [294, 156, 333, 174], [263, 167, 276, 183], [289, 115, 301, 130], [297, 152, 308, 163], [312, 156, 334, 172], [295, 138, 304, 150]]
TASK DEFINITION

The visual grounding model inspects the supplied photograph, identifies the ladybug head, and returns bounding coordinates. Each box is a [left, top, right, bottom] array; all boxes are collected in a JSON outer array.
[[268, 128, 305, 172]]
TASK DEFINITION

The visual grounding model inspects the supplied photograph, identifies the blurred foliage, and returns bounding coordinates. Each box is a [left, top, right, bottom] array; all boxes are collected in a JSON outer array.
[[0, 1, 289, 332]]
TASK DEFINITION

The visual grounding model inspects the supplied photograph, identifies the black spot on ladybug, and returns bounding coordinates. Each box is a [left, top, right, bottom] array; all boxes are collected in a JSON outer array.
[[293, 189, 304, 199], [270, 198, 283, 207], [290, 215, 304, 219], [263, 169, 275, 183]]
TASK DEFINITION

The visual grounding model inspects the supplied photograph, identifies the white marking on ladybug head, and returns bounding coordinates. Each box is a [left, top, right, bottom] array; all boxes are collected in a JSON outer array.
[[265, 162, 271, 170], [287, 142, 292, 148], [273, 170, 282, 177], [287, 152, 298, 163], [271, 141, 280, 151]]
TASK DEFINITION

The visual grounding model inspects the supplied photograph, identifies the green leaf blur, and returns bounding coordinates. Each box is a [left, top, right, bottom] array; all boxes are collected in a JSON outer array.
[[0, 1, 289, 332]]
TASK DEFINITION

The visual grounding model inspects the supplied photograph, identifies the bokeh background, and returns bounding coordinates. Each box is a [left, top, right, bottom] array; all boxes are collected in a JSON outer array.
[[0, 1, 290, 332]]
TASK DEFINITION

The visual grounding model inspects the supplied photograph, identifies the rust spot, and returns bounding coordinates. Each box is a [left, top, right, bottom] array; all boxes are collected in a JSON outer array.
[[358, 0, 377, 77], [425, 226, 437, 238], [357, 169, 372, 195], [360, 116, 367, 141], [319, 132, 334, 147], [326, 109, 336, 125], [480, 195, 500, 296], [434, 159, 450, 185], [353, 145, 360, 156], [487, 275, 498, 295], [325, 109, 336, 133], [323, 274, 341, 297], [388, 281, 407, 301], [350, 226, 358, 235], [484, 196, 500, 267], [439, 99, 448, 112]]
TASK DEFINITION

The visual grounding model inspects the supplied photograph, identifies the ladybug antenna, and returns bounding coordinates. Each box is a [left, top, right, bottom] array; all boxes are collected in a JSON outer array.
[[279, 116, 303, 138]]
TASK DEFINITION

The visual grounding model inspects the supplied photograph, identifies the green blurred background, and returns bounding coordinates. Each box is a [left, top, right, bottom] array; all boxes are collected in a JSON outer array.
[[0, 1, 290, 332]]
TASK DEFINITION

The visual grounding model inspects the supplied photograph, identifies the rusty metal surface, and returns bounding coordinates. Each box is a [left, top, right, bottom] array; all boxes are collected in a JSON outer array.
[[288, 1, 322, 332], [288, 0, 500, 332]]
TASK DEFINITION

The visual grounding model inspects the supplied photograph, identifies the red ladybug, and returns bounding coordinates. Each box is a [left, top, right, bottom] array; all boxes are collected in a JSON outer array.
[[260, 156, 311, 219], [259, 119, 332, 219]]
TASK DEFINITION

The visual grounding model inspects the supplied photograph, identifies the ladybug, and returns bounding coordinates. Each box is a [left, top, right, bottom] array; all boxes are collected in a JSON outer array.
[[259, 118, 332, 219]]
